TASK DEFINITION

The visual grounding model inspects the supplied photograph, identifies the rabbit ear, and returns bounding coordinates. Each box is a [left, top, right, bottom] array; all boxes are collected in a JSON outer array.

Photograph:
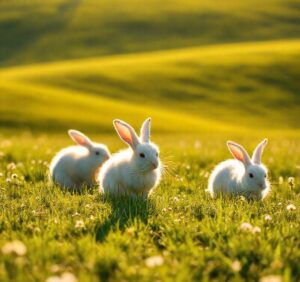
[[140, 117, 151, 143], [227, 141, 251, 167], [113, 119, 140, 149], [252, 138, 268, 164], [68, 130, 93, 148]]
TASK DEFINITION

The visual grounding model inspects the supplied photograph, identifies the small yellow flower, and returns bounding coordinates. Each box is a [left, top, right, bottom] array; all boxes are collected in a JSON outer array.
[[126, 227, 135, 236]]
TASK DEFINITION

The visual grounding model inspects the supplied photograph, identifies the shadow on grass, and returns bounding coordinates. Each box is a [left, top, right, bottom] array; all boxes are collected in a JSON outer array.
[[95, 195, 153, 242]]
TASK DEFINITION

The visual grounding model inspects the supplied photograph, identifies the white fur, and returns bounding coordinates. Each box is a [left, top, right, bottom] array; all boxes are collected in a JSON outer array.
[[50, 130, 110, 189], [207, 139, 270, 200], [98, 118, 161, 197]]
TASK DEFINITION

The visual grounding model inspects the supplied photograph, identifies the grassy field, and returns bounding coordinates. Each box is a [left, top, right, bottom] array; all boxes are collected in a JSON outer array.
[[1, 0, 300, 281], [0, 133, 299, 281]]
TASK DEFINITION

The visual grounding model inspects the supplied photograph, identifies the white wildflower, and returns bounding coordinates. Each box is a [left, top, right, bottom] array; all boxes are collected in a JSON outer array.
[[264, 215, 272, 221], [288, 177, 295, 189], [145, 255, 164, 268], [45, 276, 61, 282], [11, 173, 18, 179], [75, 220, 85, 229], [239, 196, 246, 202], [2, 240, 27, 256], [61, 272, 78, 282], [260, 275, 282, 282], [173, 196, 179, 202], [252, 226, 261, 234], [240, 222, 253, 231], [286, 204, 296, 211], [7, 162, 16, 170], [231, 260, 241, 272], [278, 176, 283, 185]]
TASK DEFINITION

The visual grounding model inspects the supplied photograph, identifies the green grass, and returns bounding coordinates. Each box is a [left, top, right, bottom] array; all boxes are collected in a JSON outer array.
[[0, 133, 299, 281], [1, 0, 300, 66]]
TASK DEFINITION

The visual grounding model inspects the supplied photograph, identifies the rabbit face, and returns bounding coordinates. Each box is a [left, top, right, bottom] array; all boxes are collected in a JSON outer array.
[[68, 129, 110, 167], [245, 164, 268, 191], [113, 117, 161, 173], [134, 143, 160, 172], [90, 144, 110, 166]]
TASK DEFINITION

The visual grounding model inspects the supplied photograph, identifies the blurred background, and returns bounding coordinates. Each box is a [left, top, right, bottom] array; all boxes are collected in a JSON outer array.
[[0, 0, 299, 135]]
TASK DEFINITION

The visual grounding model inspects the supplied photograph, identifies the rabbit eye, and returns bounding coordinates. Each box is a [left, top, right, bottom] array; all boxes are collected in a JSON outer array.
[[139, 153, 145, 158], [249, 173, 254, 178], [95, 151, 100, 156]]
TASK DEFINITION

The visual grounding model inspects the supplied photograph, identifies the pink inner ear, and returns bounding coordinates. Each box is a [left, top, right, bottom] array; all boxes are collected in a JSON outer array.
[[75, 135, 87, 146], [229, 145, 244, 162], [115, 123, 133, 145]]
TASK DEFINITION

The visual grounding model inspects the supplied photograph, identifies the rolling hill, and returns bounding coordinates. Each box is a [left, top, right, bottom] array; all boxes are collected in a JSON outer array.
[[1, 0, 300, 66], [1, 39, 299, 134]]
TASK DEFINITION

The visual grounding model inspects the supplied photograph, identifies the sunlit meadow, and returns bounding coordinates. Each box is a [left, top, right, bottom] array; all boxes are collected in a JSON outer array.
[[0, 1, 300, 281]]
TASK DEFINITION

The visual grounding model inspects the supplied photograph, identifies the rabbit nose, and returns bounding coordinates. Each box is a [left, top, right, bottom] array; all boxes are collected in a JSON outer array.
[[259, 183, 266, 190], [151, 162, 158, 169], [104, 154, 110, 161]]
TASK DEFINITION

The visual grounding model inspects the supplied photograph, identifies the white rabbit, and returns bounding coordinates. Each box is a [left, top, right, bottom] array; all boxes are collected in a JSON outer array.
[[207, 139, 270, 200], [50, 130, 110, 189], [98, 118, 161, 197]]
